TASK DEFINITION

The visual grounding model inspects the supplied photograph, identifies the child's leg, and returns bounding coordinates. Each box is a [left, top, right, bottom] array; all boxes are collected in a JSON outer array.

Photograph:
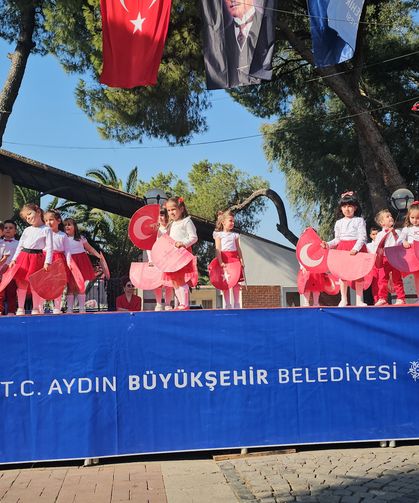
[[175, 285, 189, 309], [312, 291, 320, 307], [302, 292, 310, 307], [165, 287, 173, 305], [78, 293, 86, 313], [338, 280, 348, 307], [355, 280, 367, 307], [53, 295, 62, 312], [222, 289, 231, 309], [233, 284, 241, 309], [391, 267, 405, 302], [31, 290, 43, 314], [154, 287, 162, 304], [67, 293, 75, 312]]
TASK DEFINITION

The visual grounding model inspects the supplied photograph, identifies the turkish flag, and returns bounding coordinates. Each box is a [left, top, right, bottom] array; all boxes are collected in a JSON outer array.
[[100, 0, 172, 88]]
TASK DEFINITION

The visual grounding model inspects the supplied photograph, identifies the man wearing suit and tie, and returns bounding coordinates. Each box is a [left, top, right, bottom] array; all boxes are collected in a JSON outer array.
[[201, 0, 275, 90]]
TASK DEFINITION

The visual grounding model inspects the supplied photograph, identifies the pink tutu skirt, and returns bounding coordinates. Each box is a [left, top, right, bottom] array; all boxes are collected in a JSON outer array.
[[71, 252, 95, 281], [163, 256, 198, 287]]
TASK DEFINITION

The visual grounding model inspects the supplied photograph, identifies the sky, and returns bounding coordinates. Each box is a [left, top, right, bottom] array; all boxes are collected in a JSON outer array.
[[0, 38, 302, 248]]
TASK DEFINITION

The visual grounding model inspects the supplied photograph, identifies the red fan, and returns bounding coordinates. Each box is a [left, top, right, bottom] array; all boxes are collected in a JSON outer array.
[[208, 258, 242, 290], [29, 260, 67, 299], [322, 273, 340, 295], [128, 204, 160, 250], [0, 263, 20, 293], [327, 250, 376, 281], [296, 228, 328, 273], [150, 233, 193, 273], [130, 262, 164, 290], [69, 258, 86, 293], [385, 245, 419, 273]]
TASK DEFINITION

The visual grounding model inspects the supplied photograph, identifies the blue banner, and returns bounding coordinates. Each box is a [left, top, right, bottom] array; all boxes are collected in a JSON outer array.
[[1, 307, 419, 463], [307, 0, 365, 67]]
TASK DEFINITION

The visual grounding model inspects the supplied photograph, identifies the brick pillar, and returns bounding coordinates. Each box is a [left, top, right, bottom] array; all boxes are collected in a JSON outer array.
[[242, 285, 281, 309]]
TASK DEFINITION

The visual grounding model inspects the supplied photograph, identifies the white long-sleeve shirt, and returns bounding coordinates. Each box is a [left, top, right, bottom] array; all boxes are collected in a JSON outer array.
[[0, 238, 19, 266], [169, 217, 198, 248], [397, 225, 419, 245], [372, 228, 400, 252], [327, 217, 367, 252], [67, 235, 87, 254], [47, 231, 72, 264], [12, 225, 53, 264]]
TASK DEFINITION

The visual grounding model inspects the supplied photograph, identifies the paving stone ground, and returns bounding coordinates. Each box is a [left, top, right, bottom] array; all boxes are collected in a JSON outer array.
[[1, 444, 419, 502]]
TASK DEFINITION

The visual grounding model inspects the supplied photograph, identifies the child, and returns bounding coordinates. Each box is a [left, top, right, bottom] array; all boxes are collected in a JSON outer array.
[[9, 204, 53, 315], [44, 210, 72, 314], [147, 207, 174, 311], [398, 201, 419, 302], [373, 210, 406, 306], [0, 222, 3, 240], [213, 210, 244, 309], [366, 225, 380, 304], [64, 218, 101, 313], [0, 220, 19, 315], [165, 197, 198, 310], [321, 191, 367, 307]]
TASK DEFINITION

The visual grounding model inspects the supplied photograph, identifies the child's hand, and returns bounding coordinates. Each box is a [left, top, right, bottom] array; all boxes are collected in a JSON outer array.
[[8, 260, 15, 268], [175, 241, 184, 248], [44, 263, 50, 271], [148, 262, 154, 267], [350, 249, 358, 255], [403, 241, 411, 249], [320, 241, 328, 249], [0, 256, 7, 266]]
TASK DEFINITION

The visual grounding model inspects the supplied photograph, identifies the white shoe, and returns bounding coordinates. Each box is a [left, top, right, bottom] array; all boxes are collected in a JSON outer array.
[[356, 301, 368, 307], [53, 308, 62, 314], [224, 304, 232, 309], [16, 308, 25, 316], [338, 300, 348, 307], [389, 440, 396, 448], [164, 305, 173, 311], [233, 303, 241, 309], [394, 299, 405, 305], [31, 309, 41, 315], [375, 299, 388, 306], [155, 303, 163, 311]]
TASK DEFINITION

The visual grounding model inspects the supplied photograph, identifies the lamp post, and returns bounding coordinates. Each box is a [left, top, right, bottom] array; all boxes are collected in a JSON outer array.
[[389, 188, 415, 224], [143, 188, 168, 207]]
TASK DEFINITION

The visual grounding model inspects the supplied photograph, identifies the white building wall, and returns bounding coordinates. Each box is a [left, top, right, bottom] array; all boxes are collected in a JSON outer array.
[[240, 235, 299, 287]]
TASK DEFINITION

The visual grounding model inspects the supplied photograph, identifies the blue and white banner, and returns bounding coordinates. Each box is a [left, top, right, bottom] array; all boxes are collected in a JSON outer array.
[[1, 306, 419, 464], [307, 0, 365, 67]]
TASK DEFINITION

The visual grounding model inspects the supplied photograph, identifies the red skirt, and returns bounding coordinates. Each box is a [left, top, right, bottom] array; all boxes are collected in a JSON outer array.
[[71, 252, 95, 281], [14, 251, 45, 283], [49, 251, 72, 282], [163, 256, 198, 287], [221, 251, 244, 283], [337, 240, 367, 253]]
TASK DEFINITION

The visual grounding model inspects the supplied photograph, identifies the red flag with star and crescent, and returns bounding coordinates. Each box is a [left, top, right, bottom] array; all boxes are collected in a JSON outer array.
[[100, 0, 172, 88]]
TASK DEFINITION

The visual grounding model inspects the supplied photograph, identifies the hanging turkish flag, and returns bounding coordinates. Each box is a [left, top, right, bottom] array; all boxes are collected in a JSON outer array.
[[100, 0, 172, 88]]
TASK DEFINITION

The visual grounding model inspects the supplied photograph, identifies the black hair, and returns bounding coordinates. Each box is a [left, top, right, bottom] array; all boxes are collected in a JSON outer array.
[[337, 191, 362, 217], [3, 220, 17, 229]]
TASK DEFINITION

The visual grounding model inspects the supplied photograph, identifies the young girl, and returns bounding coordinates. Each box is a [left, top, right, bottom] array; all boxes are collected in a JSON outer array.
[[213, 210, 244, 309], [165, 197, 198, 310], [43, 210, 72, 314], [321, 191, 367, 307], [147, 207, 174, 311], [398, 201, 419, 301], [9, 203, 53, 315], [64, 218, 101, 313]]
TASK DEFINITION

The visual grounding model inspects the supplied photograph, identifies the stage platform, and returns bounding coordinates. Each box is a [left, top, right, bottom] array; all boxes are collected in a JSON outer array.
[[1, 305, 418, 464]]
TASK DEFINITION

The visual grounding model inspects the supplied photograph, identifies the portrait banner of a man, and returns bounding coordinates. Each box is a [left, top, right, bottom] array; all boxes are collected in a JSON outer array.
[[200, 0, 276, 90]]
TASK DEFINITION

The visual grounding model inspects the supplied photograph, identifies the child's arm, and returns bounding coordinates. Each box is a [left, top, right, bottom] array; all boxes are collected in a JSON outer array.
[[44, 227, 54, 270], [175, 219, 198, 248], [214, 236, 225, 267], [236, 236, 245, 268], [351, 219, 367, 255], [83, 239, 102, 259]]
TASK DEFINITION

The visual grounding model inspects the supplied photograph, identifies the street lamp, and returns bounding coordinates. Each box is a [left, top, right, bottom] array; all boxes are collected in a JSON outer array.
[[390, 188, 415, 222], [143, 188, 168, 206]]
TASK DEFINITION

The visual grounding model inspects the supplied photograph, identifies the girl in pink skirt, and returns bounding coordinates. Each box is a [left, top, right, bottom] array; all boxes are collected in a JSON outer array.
[[64, 218, 101, 313]]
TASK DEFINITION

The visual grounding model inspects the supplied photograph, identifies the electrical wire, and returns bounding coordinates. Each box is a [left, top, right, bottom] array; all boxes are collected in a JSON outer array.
[[4, 96, 418, 151]]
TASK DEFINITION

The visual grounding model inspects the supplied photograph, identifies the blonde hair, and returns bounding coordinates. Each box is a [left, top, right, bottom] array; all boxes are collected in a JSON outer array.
[[404, 202, 419, 227], [215, 210, 234, 232], [20, 203, 44, 222], [374, 209, 392, 225]]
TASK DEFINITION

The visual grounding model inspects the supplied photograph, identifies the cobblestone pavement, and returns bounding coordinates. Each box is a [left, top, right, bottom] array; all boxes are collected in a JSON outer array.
[[1, 444, 419, 503], [217, 445, 419, 503]]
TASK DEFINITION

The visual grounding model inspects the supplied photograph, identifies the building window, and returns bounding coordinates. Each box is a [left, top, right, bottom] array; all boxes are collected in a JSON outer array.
[[282, 288, 300, 307], [202, 299, 213, 309]]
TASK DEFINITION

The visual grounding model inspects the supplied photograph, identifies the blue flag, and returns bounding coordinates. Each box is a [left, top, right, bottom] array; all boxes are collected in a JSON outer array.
[[307, 0, 365, 67]]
